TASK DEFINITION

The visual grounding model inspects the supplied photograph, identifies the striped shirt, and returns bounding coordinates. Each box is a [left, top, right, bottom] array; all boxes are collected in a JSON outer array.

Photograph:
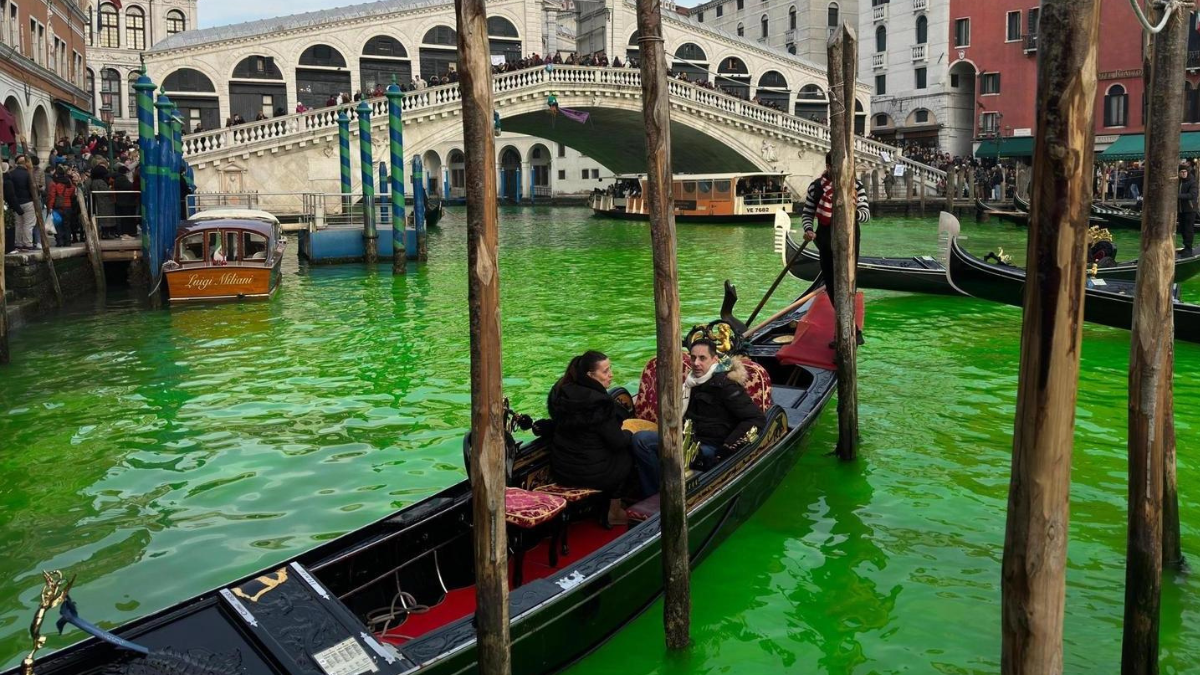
[[801, 173, 871, 231]]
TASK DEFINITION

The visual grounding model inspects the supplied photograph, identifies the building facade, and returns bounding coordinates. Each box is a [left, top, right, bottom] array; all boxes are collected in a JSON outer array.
[[859, 0, 969, 156], [689, 0, 859, 69], [84, 0, 198, 136], [948, 0, 1200, 160], [0, 0, 92, 158]]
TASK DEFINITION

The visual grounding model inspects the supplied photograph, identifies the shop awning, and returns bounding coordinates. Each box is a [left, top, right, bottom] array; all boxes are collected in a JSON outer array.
[[976, 136, 1036, 158], [1100, 132, 1200, 161], [55, 100, 105, 127]]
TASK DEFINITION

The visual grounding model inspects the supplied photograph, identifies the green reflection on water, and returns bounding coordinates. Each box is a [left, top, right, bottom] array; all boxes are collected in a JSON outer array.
[[0, 207, 1197, 673]]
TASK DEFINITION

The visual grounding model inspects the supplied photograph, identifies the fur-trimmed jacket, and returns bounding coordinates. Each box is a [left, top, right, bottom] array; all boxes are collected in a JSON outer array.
[[546, 378, 633, 493], [685, 357, 766, 451]]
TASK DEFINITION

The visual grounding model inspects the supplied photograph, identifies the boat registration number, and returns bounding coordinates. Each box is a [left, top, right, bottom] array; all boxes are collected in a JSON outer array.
[[745, 206, 778, 214], [313, 637, 379, 675]]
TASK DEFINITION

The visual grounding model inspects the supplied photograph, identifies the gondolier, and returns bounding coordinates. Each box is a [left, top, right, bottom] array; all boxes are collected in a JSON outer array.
[[1179, 164, 1196, 255], [801, 152, 870, 342]]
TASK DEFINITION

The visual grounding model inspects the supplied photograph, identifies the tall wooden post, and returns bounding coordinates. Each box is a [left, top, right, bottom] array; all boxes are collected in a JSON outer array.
[[454, 0, 510, 672], [967, 166, 976, 201], [1162, 352, 1183, 569], [31, 192, 62, 308], [827, 25, 859, 461], [945, 167, 956, 215], [1000, 2, 1100, 673], [76, 180, 106, 294], [919, 167, 927, 216], [1122, 4, 1187, 671], [635, 0, 689, 649]]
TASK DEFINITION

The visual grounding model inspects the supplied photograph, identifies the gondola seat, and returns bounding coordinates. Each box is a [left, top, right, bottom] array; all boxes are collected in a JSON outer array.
[[534, 483, 605, 555], [633, 355, 773, 422], [505, 487, 568, 587], [625, 494, 660, 523]]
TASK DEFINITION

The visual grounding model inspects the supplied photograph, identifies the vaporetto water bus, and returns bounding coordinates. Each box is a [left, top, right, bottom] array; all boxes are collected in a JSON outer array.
[[589, 172, 794, 223]]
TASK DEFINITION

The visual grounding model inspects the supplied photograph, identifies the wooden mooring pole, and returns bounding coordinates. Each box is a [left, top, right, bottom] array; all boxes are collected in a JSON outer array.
[[455, 0, 510, 671], [1163, 350, 1183, 569], [1123, 3, 1188, 671], [30, 192, 62, 308], [77, 184, 106, 294], [827, 25, 859, 461], [999, 2, 1100, 673], [944, 167, 955, 215], [635, 0, 689, 649], [1, 197, 8, 364]]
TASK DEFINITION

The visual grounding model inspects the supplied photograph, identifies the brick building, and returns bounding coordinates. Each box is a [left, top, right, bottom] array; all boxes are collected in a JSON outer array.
[[0, 0, 93, 159], [948, 0, 1200, 161]]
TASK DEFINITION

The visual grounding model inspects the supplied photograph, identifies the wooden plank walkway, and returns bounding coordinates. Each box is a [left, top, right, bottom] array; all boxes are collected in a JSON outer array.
[[4, 238, 142, 264]]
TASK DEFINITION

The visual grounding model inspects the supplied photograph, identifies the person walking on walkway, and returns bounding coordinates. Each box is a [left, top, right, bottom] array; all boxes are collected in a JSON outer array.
[[1179, 164, 1197, 255], [7, 156, 36, 250]]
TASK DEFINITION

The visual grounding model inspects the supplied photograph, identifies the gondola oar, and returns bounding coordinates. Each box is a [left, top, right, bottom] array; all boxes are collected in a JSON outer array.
[[747, 211, 811, 327]]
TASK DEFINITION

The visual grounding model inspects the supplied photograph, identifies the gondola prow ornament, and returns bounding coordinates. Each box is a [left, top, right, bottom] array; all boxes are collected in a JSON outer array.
[[21, 571, 73, 675]]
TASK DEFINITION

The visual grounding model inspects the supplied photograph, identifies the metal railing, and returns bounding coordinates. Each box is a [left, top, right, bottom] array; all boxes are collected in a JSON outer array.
[[179, 65, 946, 184], [912, 0, 927, 11], [89, 190, 142, 236]]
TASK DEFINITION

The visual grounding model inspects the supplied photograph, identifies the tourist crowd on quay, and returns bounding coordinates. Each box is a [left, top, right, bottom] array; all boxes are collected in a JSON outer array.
[[3, 133, 144, 253]]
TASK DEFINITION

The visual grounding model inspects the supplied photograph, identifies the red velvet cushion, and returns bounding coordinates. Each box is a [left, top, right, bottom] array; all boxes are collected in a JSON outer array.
[[633, 354, 692, 422], [740, 359, 774, 411], [505, 487, 567, 528]]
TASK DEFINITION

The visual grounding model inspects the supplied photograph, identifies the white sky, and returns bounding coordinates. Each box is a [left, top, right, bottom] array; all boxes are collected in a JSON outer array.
[[199, 0, 705, 29]]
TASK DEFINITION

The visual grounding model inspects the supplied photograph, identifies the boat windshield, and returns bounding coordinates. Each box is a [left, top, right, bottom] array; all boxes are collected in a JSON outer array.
[[178, 233, 204, 263], [244, 231, 269, 261]]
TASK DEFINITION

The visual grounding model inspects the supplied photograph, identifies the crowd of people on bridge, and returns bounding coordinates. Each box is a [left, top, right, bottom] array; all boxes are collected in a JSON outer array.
[[3, 132, 148, 253]]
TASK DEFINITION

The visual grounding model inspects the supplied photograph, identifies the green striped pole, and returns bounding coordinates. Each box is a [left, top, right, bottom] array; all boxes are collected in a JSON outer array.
[[337, 112, 351, 218], [154, 93, 174, 302], [133, 67, 157, 268], [357, 100, 377, 263], [169, 108, 183, 224], [385, 80, 406, 272]]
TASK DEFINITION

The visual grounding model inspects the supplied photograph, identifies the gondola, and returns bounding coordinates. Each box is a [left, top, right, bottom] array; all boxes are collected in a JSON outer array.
[[1090, 201, 1144, 229], [976, 197, 1029, 226], [1009, 194, 1108, 227], [776, 213, 1200, 292], [942, 213, 1200, 342], [425, 197, 445, 228], [7, 288, 840, 675]]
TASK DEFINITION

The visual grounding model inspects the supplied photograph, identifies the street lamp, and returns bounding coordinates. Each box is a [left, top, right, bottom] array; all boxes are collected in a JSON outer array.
[[100, 104, 114, 165]]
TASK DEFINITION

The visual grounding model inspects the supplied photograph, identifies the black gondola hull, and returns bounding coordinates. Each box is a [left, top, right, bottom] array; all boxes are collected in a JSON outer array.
[[784, 230, 957, 295], [947, 238, 1200, 342]]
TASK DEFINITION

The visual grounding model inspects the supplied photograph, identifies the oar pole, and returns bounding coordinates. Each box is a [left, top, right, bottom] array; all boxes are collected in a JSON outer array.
[[1000, 2, 1100, 672], [746, 236, 808, 327], [827, 24, 859, 461], [454, 0, 510, 672], [635, 0, 689, 650], [1123, 2, 1187, 669]]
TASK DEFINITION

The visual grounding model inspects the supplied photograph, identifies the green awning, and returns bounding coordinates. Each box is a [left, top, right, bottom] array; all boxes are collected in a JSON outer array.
[[55, 100, 104, 127], [976, 136, 1036, 158], [1100, 132, 1200, 161]]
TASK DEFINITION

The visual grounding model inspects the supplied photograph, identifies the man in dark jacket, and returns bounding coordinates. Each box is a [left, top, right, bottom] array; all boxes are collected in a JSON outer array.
[[1179, 165, 1197, 255], [631, 339, 765, 496], [7, 157, 35, 249]]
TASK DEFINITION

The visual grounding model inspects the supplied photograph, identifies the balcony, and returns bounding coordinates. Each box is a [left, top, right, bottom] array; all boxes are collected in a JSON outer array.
[[1024, 33, 1038, 53], [872, 53, 886, 70], [784, 29, 795, 43], [873, 4, 888, 21], [912, 0, 927, 10], [911, 44, 927, 62]]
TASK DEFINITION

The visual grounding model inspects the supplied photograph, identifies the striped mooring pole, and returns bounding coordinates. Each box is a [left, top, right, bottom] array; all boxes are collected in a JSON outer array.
[[133, 67, 157, 269], [153, 92, 174, 304], [357, 100, 377, 263], [169, 107, 183, 228], [337, 112, 351, 218], [386, 80, 407, 272], [412, 155, 426, 261]]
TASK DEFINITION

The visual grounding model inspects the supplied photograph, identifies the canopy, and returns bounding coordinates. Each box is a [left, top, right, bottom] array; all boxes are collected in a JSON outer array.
[[55, 100, 105, 128], [976, 136, 1035, 158], [1099, 133, 1200, 161]]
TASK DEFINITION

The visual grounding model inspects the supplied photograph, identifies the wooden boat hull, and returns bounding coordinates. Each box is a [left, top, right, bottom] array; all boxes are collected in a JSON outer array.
[[946, 237, 1200, 342], [425, 201, 445, 228], [783, 229, 957, 295], [165, 259, 281, 302], [9, 298, 835, 675]]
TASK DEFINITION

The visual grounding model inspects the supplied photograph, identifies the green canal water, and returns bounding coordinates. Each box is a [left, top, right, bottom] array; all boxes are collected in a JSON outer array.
[[1, 208, 1198, 673]]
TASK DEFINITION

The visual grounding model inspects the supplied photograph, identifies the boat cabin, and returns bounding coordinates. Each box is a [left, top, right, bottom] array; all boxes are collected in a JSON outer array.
[[165, 209, 285, 302], [590, 172, 793, 222]]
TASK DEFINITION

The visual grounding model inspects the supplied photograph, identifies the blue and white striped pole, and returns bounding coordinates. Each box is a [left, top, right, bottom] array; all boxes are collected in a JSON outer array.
[[337, 112, 351, 217], [385, 81, 407, 270], [412, 155, 426, 261], [357, 100, 377, 263]]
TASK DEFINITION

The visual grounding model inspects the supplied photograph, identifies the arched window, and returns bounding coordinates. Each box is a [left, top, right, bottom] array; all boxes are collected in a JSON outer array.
[[876, 25, 886, 52], [86, 69, 95, 113], [916, 15, 928, 44], [486, 16, 521, 63], [361, 37, 412, 92], [855, 99, 866, 135], [97, 3, 119, 48], [795, 84, 828, 123], [420, 26, 458, 79], [299, 44, 347, 68], [163, 69, 218, 134], [827, 2, 839, 28], [1187, 81, 1200, 124], [231, 56, 286, 121], [1104, 84, 1128, 127], [789, 6, 797, 30], [673, 43, 709, 81], [163, 68, 216, 92], [718, 57, 750, 99], [296, 45, 351, 109], [127, 71, 138, 117], [737, 23, 744, 37], [125, 6, 145, 50], [626, 30, 640, 63], [757, 71, 789, 109], [761, 14, 769, 39], [100, 68, 121, 117], [165, 9, 186, 35], [874, 113, 891, 128]]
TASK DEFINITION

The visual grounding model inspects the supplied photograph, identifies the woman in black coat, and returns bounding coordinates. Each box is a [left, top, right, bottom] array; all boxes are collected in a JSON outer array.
[[547, 350, 635, 526]]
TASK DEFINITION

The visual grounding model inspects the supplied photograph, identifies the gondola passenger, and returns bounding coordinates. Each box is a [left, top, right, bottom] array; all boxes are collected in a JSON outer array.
[[547, 350, 636, 527]]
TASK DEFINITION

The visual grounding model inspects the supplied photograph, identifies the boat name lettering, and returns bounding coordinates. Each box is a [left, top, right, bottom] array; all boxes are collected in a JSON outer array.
[[219, 588, 258, 627], [290, 561, 331, 600], [183, 272, 256, 289]]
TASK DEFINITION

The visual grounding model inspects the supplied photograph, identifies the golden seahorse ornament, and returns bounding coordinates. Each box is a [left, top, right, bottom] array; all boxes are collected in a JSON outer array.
[[22, 570, 74, 675]]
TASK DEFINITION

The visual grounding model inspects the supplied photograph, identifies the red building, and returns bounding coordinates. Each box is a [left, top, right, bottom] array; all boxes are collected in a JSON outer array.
[[946, 0, 1200, 160]]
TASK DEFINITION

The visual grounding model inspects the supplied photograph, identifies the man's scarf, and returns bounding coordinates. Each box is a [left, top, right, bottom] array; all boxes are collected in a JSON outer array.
[[816, 172, 834, 227], [682, 360, 725, 415]]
